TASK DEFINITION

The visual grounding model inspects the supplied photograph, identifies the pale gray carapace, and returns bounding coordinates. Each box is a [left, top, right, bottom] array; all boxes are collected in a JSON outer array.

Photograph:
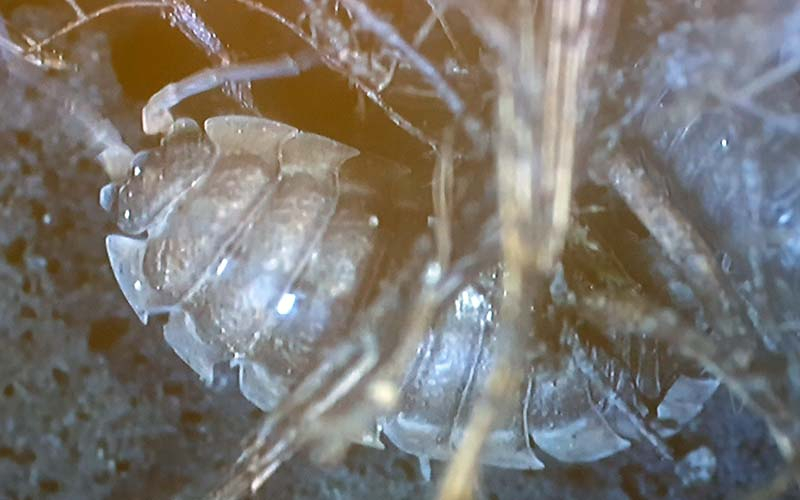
[[100, 113, 718, 475]]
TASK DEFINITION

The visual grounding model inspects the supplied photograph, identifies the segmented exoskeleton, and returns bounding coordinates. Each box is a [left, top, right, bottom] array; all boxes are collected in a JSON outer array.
[[99, 112, 719, 476]]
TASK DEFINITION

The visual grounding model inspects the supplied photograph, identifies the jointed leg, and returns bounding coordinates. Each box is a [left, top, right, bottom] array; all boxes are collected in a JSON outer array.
[[142, 51, 320, 134], [577, 292, 800, 466], [566, 329, 673, 459]]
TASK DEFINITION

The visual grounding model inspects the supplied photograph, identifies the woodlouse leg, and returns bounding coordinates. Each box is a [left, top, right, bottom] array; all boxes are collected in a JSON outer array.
[[142, 51, 320, 135], [577, 293, 800, 469], [566, 329, 673, 460]]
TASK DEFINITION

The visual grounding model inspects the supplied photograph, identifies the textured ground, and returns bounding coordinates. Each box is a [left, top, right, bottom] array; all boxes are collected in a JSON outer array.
[[0, 4, 795, 500]]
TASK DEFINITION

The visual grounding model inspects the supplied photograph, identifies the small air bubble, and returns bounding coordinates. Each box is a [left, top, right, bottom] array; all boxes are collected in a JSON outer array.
[[720, 138, 728, 148], [42, 213, 52, 225], [368, 215, 379, 227]]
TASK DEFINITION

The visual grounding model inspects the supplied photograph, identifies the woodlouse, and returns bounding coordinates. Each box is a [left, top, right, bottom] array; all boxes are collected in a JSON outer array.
[[99, 110, 718, 477]]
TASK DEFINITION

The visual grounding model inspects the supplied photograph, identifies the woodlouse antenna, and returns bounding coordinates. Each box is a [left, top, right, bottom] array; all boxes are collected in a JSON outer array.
[[142, 51, 321, 135]]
